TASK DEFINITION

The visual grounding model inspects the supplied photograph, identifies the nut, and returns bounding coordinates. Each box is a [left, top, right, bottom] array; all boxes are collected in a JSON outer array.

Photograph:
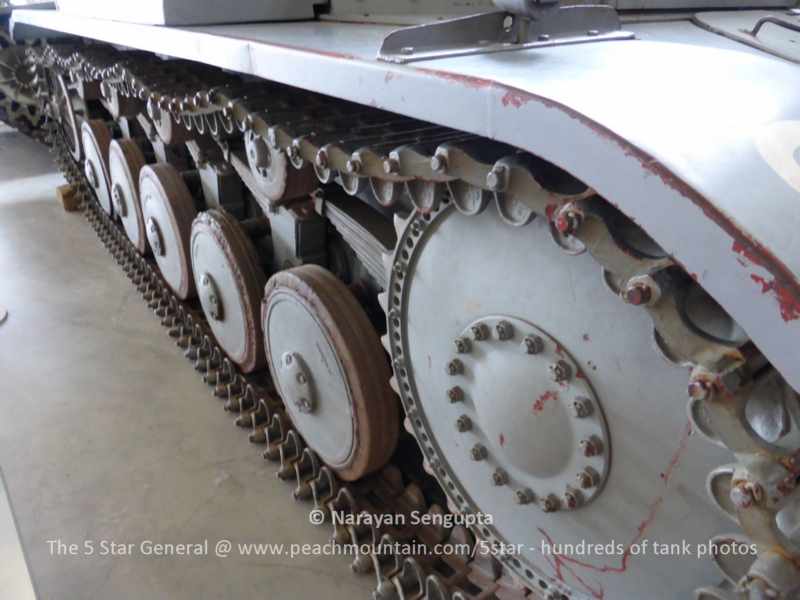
[[454, 337, 472, 354], [522, 335, 544, 355], [471, 323, 488, 341], [486, 164, 508, 192], [447, 386, 464, 403], [492, 469, 509, 486], [446, 359, 464, 376], [495, 320, 514, 341], [470, 444, 488, 461], [515, 488, 535, 505], [688, 378, 713, 401], [580, 436, 603, 457], [549, 360, 572, 384], [563, 488, 583, 509], [576, 468, 597, 489], [572, 397, 593, 418], [542, 495, 560, 513], [554, 205, 583, 236], [430, 154, 448, 174], [455, 415, 472, 432]]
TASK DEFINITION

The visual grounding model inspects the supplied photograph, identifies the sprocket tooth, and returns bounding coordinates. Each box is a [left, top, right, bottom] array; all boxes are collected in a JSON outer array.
[[381, 334, 391, 354], [389, 375, 400, 395], [403, 416, 414, 435], [393, 213, 405, 237], [377, 291, 389, 313]]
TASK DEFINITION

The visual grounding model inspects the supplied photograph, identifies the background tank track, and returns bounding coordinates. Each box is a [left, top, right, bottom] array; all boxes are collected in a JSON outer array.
[[31, 40, 800, 600]]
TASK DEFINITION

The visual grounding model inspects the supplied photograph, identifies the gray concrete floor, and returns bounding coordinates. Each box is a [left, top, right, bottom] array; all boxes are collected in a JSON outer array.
[[0, 128, 372, 600]]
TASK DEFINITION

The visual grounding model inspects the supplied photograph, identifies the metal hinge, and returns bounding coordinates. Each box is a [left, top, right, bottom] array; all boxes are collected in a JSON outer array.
[[378, 4, 634, 64]]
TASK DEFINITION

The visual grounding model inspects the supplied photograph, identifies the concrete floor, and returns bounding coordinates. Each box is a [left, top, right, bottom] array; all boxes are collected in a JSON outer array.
[[0, 128, 372, 600]]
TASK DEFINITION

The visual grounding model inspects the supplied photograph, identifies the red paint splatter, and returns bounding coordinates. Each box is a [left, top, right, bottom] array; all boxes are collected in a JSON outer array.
[[545, 204, 558, 221], [751, 275, 800, 322], [533, 391, 559, 414], [555, 343, 565, 357], [499, 433, 506, 447], [501, 90, 532, 109], [732, 240, 764, 267], [537, 421, 693, 595], [659, 421, 692, 485], [576, 370, 587, 380]]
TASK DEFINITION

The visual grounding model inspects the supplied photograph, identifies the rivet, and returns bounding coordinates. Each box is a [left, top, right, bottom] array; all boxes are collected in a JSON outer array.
[[454, 337, 471, 354], [572, 397, 593, 418], [447, 386, 464, 403], [430, 154, 448, 174], [446, 359, 464, 376], [470, 444, 488, 461], [471, 323, 488, 341], [495, 320, 514, 340], [549, 360, 572, 383], [522, 335, 544, 355], [455, 415, 472, 432], [492, 468, 509, 486], [580, 436, 603, 457], [486, 164, 508, 192], [541, 495, 560, 513], [515, 488, 535, 505]]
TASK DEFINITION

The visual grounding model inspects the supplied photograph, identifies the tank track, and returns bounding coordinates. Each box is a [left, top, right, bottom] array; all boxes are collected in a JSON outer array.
[[33, 40, 800, 599]]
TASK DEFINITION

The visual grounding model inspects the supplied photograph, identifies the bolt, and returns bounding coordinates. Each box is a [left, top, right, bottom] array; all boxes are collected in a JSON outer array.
[[455, 415, 472, 432], [549, 360, 572, 384], [542, 495, 560, 513], [492, 468, 509, 486], [471, 323, 488, 341], [393, 261, 406, 276], [297, 372, 307, 385], [446, 359, 464, 376], [486, 164, 508, 192], [563, 488, 583, 510], [688, 378, 713, 401], [515, 488, 535, 505], [580, 436, 603, 457], [572, 397, 593, 418], [383, 157, 400, 174], [495, 320, 514, 341], [522, 335, 544, 355], [555, 207, 583, 236], [430, 154, 448, 174], [447, 386, 464, 403], [284, 354, 293, 366], [454, 337, 471, 354], [470, 444, 488, 461], [624, 282, 654, 306], [201, 274, 210, 287], [576, 469, 597, 489]]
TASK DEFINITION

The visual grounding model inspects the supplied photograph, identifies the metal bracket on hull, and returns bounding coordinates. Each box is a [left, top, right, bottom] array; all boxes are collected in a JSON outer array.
[[378, 6, 634, 64]]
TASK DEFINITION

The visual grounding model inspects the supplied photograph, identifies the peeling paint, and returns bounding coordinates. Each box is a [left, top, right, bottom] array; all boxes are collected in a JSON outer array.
[[533, 391, 558, 414], [751, 274, 800, 322]]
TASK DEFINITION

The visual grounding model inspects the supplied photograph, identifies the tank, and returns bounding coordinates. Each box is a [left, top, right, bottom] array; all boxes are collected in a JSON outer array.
[[7, 1, 800, 598]]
